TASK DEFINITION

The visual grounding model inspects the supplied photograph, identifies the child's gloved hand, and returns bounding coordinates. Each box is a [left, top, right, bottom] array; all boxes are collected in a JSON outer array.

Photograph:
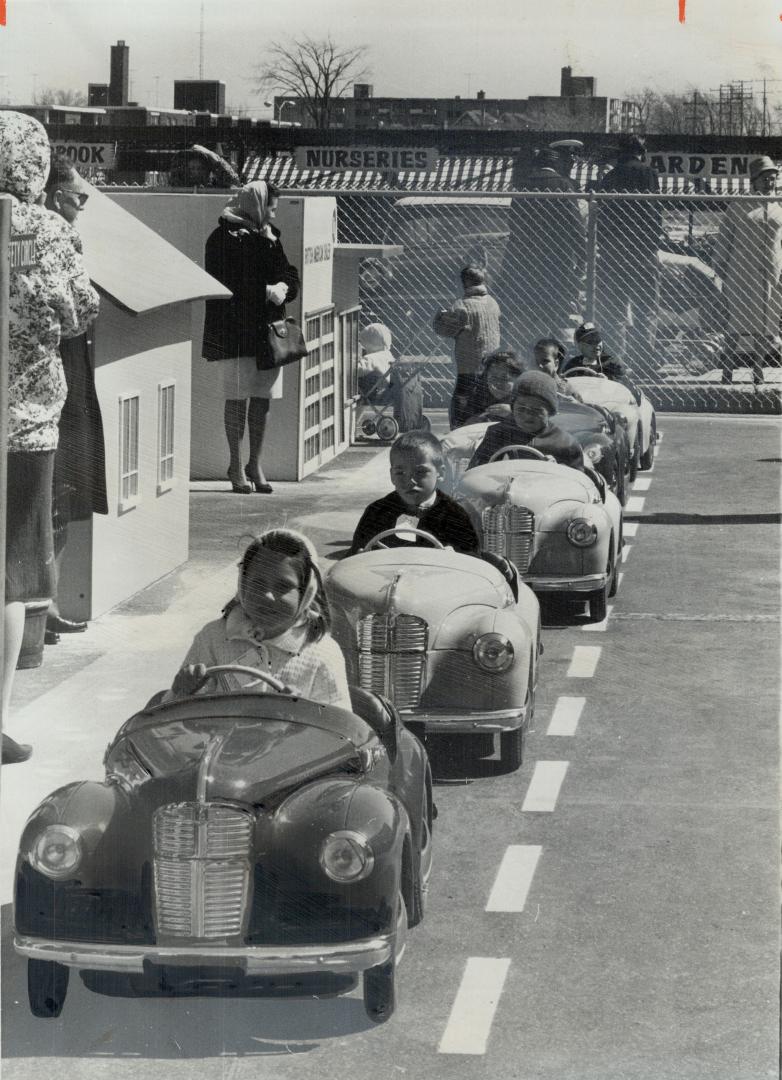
[[266, 282, 289, 306], [171, 663, 208, 697]]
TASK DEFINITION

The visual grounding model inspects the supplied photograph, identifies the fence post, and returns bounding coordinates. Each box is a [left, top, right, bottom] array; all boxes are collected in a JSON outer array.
[[0, 197, 11, 738], [585, 191, 597, 323]]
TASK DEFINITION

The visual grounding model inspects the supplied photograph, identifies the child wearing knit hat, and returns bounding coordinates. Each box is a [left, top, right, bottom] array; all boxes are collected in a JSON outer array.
[[467, 371, 585, 471]]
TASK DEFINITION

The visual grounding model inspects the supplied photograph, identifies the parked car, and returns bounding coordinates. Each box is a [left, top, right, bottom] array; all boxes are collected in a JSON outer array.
[[563, 372, 657, 475], [326, 537, 541, 771], [453, 447, 623, 622], [14, 668, 433, 1024]]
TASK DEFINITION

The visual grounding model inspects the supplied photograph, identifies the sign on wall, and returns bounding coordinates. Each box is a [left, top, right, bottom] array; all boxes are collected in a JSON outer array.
[[295, 146, 438, 172], [647, 152, 771, 179], [51, 142, 117, 170]]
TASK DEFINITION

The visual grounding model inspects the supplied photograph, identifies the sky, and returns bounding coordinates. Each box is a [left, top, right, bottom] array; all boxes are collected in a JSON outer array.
[[0, 0, 781, 114]]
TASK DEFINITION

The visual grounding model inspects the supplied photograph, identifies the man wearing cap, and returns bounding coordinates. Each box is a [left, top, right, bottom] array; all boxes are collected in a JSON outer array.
[[467, 370, 584, 471], [593, 135, 661, 371], [560, 322, 626, 380], [713, 156, 782, 387]]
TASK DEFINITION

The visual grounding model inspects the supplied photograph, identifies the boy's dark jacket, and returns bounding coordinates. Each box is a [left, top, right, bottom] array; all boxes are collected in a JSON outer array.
[[350, 490, 480, 555], [468, 419, 584, 471]]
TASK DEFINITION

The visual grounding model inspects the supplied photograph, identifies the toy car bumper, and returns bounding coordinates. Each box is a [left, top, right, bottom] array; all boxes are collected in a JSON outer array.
[[525, 572, 607, 593], [14, 932, 396, 976], [400, 705, 528, 735]]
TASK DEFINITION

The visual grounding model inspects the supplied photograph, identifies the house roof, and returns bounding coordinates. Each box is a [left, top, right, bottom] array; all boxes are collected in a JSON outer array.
[[75, 182, 231, 315]]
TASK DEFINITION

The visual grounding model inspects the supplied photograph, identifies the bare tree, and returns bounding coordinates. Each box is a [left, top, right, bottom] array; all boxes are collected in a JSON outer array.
[[37, 87, 87, 107], [625, 87, 660, 134], [254, 35, 369, 129]]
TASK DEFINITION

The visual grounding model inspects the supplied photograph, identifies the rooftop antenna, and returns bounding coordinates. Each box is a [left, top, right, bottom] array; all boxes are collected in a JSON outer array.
[[199, 0, 204, 79]]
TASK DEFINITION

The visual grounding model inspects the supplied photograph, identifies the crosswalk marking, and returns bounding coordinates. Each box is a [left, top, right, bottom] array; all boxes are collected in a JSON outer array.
[[633, 477, 652, 491], [623, 544, 633, 564], [566, 646, 601, 678], [625, 495, 646, 513], [485, 845, 542, 912], [547, 696, 585, 737], [624, 521, 639, 537], [438, 957, 512, 1055]]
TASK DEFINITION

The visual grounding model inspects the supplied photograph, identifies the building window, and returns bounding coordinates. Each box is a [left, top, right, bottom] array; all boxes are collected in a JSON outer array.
[[157, 381, 176, 493], [118, 392, 140, 513]]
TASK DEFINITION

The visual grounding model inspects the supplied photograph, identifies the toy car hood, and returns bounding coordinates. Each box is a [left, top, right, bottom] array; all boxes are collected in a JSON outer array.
[[565, 377, 637, 409], [113, 695, 372, 803], [327, 548, 509, 624], [457, 459, 597, 517]]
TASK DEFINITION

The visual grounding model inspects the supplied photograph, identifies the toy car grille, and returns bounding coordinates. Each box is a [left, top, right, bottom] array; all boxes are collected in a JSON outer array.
[[482, 505, 534, 572], [357, 614, 427, 708], [153, 803, 252, 939]]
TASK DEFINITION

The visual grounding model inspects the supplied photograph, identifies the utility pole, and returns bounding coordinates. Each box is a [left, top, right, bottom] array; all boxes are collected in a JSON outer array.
[[199, 0, 205, 80], [688, 89, 699, 133]]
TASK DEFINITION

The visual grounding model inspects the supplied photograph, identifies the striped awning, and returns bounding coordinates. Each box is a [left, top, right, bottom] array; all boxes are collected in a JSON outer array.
[[244, 152, 753, 195]]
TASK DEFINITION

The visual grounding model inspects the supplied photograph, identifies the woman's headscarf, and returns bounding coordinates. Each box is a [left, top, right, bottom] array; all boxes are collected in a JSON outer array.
[[220, 180, 274, 235], [0, 111, 51, 204]]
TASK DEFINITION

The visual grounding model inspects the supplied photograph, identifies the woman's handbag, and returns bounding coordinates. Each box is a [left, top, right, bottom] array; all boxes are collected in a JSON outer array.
[[257, 306, 308, 371]]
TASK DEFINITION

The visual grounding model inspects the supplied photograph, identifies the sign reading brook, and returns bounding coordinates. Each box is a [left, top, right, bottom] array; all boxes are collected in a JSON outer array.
[[51, 142, 117, 170], [295, 147, 438, 172]]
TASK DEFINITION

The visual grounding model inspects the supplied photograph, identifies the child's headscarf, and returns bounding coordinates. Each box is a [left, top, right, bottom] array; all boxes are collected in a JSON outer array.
[[0, 111, 51, 204], [220, 180, 275, 236]]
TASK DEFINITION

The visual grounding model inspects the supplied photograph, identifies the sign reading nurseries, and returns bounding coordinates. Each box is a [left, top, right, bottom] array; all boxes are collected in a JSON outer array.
[[295, 147, 438, 172]]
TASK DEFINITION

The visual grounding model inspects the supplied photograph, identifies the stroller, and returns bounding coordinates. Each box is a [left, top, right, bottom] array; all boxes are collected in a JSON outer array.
[[356, 324, 429, 443]]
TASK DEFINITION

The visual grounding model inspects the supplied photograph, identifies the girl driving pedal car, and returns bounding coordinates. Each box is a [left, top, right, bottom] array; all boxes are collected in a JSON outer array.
[[169, 529, 351, 709]]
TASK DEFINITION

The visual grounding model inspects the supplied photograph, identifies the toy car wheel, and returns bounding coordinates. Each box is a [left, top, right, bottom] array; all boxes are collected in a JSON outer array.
[[640, 417, 656, 470], [28, 959, 69, 1018], [628, 432, 640, 483], [588, 584, 608, 623], [608, 538, 620, 599], [499, 727, 524, 771], [360, 416, 377, 438], [615, 467, 627, 506], [363, 892, 405, 1022], [376, 415, 400, 442]]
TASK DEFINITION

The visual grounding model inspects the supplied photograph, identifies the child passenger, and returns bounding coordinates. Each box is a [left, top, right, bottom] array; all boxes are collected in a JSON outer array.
[[532, 338, 584, 402], [468, 371, 585, 472], [458, 348, 525, 426], [351, 431, 480, 554], [169, 528, 352, 709]]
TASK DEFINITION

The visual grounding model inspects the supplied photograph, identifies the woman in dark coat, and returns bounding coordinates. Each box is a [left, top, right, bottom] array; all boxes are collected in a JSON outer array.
[[202, 181, 300, 493]]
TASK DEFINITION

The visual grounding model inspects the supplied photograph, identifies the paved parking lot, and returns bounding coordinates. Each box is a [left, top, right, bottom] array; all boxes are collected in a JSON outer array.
[[1, 414, 779, 1080]]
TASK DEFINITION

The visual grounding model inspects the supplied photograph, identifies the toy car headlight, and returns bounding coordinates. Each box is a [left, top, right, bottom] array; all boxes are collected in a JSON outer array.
[[566, 518, 598, 547], [320, 831, 375, 883], [104, 741, 150, 791], [584, 444, 603, 463], [612, 410, 629, 428], [30, 825, 82, 880], [473, 632, 515, 673]]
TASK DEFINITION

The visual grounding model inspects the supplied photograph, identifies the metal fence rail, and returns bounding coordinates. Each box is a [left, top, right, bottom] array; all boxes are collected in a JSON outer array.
[[315, 188, 782, 414]]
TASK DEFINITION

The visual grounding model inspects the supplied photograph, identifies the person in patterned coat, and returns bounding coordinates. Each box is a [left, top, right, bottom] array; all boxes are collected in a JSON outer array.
[[0, 111, 100, 763]]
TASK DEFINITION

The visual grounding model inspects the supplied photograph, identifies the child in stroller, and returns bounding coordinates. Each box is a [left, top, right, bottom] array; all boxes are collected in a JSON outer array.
[[356, 322, 429, 442]]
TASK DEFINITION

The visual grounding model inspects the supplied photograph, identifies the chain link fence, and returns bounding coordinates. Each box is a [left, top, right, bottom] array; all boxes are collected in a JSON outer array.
[[330, 189, 782, 414]]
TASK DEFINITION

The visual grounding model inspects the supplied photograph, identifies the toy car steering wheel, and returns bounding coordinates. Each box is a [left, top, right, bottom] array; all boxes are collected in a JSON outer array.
[[363, 528, 445, 550], [488, 445, 548, 463], [193, 665, 293, 694], [564, 367, 608, 379]]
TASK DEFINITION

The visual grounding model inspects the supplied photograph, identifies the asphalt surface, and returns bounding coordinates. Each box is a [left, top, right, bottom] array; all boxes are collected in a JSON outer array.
[[1, 414, 779, 1080]]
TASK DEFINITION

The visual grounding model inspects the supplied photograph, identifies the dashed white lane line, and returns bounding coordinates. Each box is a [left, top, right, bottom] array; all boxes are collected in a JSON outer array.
[[582, 604, 613, 631], [485, 845, 542, 912], [438, 957, 512, 1055], [625, 495, 646, 513], [547, 696, 585, 737], [633, 477, 652, 491], [622, 544, 633, 564], [567, 645, 601, 678], [617, 571, 625, 590], [656, 430, 664, 443], [521, 762, 569, 813], [624, 521, 639, 537]]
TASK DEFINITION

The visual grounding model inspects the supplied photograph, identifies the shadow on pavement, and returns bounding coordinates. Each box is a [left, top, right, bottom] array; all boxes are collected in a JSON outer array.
[[623, 511, 781, 526], [1, 905, 375, 1059]]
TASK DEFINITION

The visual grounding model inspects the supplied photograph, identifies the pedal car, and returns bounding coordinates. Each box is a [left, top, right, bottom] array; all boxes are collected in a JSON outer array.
[[453, 447, 623, 622], [563, 371, 657, 476], [14, 667, 433, 1025], [326, 533, 541, 771]]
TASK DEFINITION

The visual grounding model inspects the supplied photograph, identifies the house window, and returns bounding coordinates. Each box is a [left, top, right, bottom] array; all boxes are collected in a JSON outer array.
[[157, 381, 176, 493], [118, 393, 140, 513]]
